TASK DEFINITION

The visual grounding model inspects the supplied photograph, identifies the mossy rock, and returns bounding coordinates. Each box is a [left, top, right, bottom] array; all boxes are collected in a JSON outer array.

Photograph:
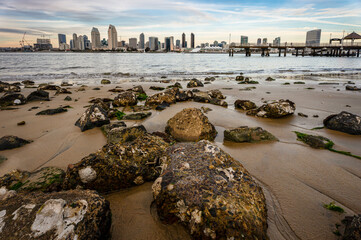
[[294, 131, 333, 149], [224, 126, 278, 143]]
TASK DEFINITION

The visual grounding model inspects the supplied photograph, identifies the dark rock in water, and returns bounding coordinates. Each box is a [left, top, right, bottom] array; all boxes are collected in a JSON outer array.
[[17, 121, 26, 126], [208, 89, 226, 99], [294, 131, 333, 149], [124, 105, 152, 112], [298, 112, 308, 118], [192, 89, 200, 93], [346, 85, 361, 91], [36, 107, 67, 115], [93, 87, 101, 90], [129, 85, 146, 95], [167, 82, 182, 89], [205, 77, 215, 81], [64, 96, 72, 101], [55, 88, 72, 95], [187, 79, 204, 88], [150, 86, 165, 91], [152, 141, 268, 240], [342, 214, 361, 240], [26, 90, 50, 102], [234, 100, 257, 110], [294, 81, 305, 84], [235, 75, 244, 81], [323, 111, 361, 135], [2, 84, 21, 92], [238, 77, 259, 84], [28, 106, 39, 111], [123, 112, 151, 120], [160, 79, 170, 83], [313, 115, 319, 118], [0, 189, 111, 239], [247, 99, 296, 118], [319, 82, 339, 85], [22, 80, 35, 86], [101, 79, 111, 84], [0, 167, 65, 192], [346, 105, 351, 108], [113, 91, 138, 107], [165, 108, 217, 142], [38, 84, 60, 91], [145, 88, 178, 107], [0, 155, 6, 163], [161, 76, 167, 79], [155, 102, 170, 111], [105, 125, 147, 144], [75, 104, 110, 132], [63, 134, 169, 192], [224, 126, 277, 143], [265, 77, 275, 81], [0, 135, 32, 151], [0, 93, 26, 106]]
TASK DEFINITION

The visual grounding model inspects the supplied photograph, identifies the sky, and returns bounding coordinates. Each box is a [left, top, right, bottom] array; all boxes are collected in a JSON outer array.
[[0, 0, 360, 47]]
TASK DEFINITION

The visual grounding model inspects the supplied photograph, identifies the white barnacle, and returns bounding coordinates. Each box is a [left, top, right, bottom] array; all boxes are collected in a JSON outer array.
[[152, 177, 162, 198], [191, 209, 202, 224], [78, 166, 97, 184]]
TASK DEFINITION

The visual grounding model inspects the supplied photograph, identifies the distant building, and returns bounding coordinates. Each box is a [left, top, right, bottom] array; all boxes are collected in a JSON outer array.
[[170, 36, 174, 51], [91, 27, 101, 50], [213, 41, 218, 47], [101, 38, 108, 47], [165, 37, 171, 51], [185, 41, 187, 48], [182, 33, 186, 48], [257, 38, 261, 45], [273, 37, 281, 46], [306, 29, 321, 46], [191, 33, 195, 48], [129, 38, 137, 49], [108, 24, 118, 50], [79, 35, 85, 50], [176, 39, 180, 48], [262, 38, 267, 45], [139, 33, 145, 49], [72, 33, 78, 50], [58, 34, 66, 47], [241, 36, 248, 45], [149, 37, 159, 51], [70, 40, 73, 49], [83, 35, 91, 49], [34, 38, 52, 50]]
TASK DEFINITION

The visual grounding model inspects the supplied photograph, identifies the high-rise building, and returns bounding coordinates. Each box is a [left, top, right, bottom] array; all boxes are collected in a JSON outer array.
[[176, 39, 180, 48], [70, 40, 73, 49], [182, 33, 186, 48], [149, 37, 159, 51], [191, 33, 195, 48], [58, 34, 66, 48], [83, 35, 91, 49], [108, 24, 118, 50], [165, 37, 171, 51], [241, 36, 248, 45], [273, 37, 281, 46], [306, 29, 321, 46], [170, 36, 174, 51], [72, 33, 78, 50], [139, 33, 145, 49], [257, 38, 261, 45], [91, 27, 101, 50], [79, 35, 85, 50], [129, 38, 137, 49], [262, 38, 267, 45], [34, 38, 52, 50]]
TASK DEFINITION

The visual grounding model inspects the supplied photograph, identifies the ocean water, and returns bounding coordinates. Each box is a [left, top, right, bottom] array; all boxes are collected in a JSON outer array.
[[1, 52, 360, 85]]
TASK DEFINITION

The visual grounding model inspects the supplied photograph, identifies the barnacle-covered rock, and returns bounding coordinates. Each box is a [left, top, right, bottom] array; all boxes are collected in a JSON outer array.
[[247, 99, 295, 118], [63, 134, 169, 192], [0, 190, 111, 239], [75, 104, 110, 132], [193, 91, 227, 107], [0, 93, 26, 106], [224, 126, 277, 143], [323, 111, 361, 135], [165, 108, 217, 142], [187, 79, 204, 88], [153, 141, 268, 239], [145, 88, 178, 107], [234, 100, 257, 110], [113, 91, 137, 107], [105, 125, 147, 144]]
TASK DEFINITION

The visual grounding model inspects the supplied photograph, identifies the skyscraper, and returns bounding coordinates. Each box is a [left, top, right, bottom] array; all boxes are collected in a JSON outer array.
[[273, 37, 281, 46], [165, 37, 171, 51], [191, 33, 195, 48], [241, 36, 248, 45], [262, 38, 267, 45], [91, 27, 101, 50], [139, 33, 145, 49], [79, 35, 85, 50], [176, 39, 180, 48], [58, 34, 66, 47], [108, 24, 118, 50], [129, 38, 137, 49], [257, 38, 261, 45], [72, 33, 78, 50], [170, 36, 174, 51], [83, 35, 91, 49], [306, 29, 321, 46], [149, 37, 158, 51], [182, 33, 186, 48]]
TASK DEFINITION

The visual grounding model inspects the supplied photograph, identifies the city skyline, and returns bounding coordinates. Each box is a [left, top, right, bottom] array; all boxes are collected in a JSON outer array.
[[0, 0, 360, 47]]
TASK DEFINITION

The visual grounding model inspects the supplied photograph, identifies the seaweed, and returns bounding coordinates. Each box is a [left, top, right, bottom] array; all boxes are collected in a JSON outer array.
[[10, 181, 24, 191], [115, 111, 126, 120], [137, 93, 148, 101], [311, 126, 324, 130], [323, 202, 345, 213]]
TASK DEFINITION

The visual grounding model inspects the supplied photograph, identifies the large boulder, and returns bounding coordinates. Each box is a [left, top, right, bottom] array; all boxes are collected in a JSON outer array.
[[165, 108, 217, 142], [26, 90, 50, 102], [152, 141, 268, 239], [113, 91, 137, 107], [234, 100, 257, 110], [63, 134, 169, 192], [0, 135, 32, 151], [247, 99, 295, 118], [0, 189, 111, 239], [75, 104, 110, 132], [0, 93, 26, 106], [145, 88, 178, 107], [187, 79, 204, 88], [224, 126, 277, 143], [323, 111, 361, 135]]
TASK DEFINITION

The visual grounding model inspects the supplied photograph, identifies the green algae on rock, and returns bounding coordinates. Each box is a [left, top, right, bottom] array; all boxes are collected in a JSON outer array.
[[224, 126, 278, 143], [153, 141, 268, 239]]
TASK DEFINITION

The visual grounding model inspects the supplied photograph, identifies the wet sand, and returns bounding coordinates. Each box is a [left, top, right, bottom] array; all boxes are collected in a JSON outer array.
[[0, 78, 361, 240]]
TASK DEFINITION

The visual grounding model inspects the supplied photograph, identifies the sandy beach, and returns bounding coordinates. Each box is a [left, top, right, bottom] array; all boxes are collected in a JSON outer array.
[[1, 77, 361, 240]]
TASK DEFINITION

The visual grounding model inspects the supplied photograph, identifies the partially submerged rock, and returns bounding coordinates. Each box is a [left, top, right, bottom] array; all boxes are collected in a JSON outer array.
[[26, 90, 50, 102], [36, 107, 67, 115], [153, 141, 268, 239], [345, 85, 361, 91], [75, 104, 110, 132], [0, 189, 111, 239], [0, 93, 26, 106], [294, 131, 333, 149], [0, 136, 32, 151], [234, 100, 257, 110], [64, 96, 72, 101], [238, 78, 259, 84], [323, 111, 361, 135], [224, 126, 277, 143], [101, 79, 111, 84], [113, 91, 138, 107], [265, 77, 275, 81], [342, 214, 361, 240], [247, 99, 296, 118], [100, 121, 127, 136], [165, 108, 217, 142], [187, 79, 204, 88]]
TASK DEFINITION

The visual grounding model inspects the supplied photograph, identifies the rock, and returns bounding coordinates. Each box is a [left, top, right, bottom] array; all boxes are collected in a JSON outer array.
[[26, 90, 50, 102], [165, 108, 217, 142], [0, 189, 111, 239], [235, 75, 244, 81], [101, 79, 111, 84], [63, 134, 169, 192], [0, 136, 32, 151], [294, 132, 333, 149], [60, 82, 72, 87], [123, 112, 151, 120], [129, 85, 145, 95], [151, 131, 175, 144], [145, 88, 178, 107], [265, 77, 275, 81], [313, 115, 319, 118], [323, 111, 361, 135], [234, 100, 257, 110], [108, 88, 123, 93], [167, 82, 182, 89], [123, 105, 152, 112], [105, 125, 147, 144], [204, 77, 215, 81], [187, 79, 204, 88], [153, 141, 268, 239], [2, 84, 21, 92], [192, 89, 200, 93], [100, 121, 127, 136], [0, 93, 26, 106], [201, 106, 212, 114], [113, 91, 138, 107], [93, 87, 101, 91], [22, 80, 35, 86], [193, 91, 228, 107], [36, 107, 67, 115], [155, 102, 170, 111], [78, 87, 86, 91], [224, 126, 277, 143], [75, 104, 110, 132], [17, 121, 25, 126], [55, 88, 72, 95], [342, 214, 361, 240], [346, 85, 361, 91], [176, 89, 193, 102], [298, 112, 308, 118], [38, 84, 60, 91], [150, 86, 165, 91], [247, 99, 296, 118], [0, 156, 7, 163], [238, 78, 259, 84], [208, 89, 225, 99], [294, 81, 305, 84], [64, 96, 72, 101]]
